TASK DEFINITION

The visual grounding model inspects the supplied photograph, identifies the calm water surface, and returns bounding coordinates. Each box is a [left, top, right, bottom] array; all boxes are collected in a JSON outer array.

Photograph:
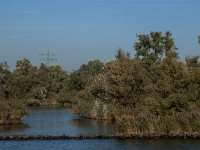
[[0, 107, 200, 150], [0, 107, 116, 136], [1, 139, 200, 150]]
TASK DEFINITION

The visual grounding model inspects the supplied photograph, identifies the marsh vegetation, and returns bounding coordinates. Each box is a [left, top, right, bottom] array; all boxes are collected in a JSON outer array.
[[1, 31, 200, 134]]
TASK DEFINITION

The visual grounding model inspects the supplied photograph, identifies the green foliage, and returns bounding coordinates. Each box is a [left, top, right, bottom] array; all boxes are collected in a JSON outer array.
[[86, 74, 108, 102], [15, 58, 36, 76], [185, 56, 199, 67], [69, 71, 85, 91], [0, 101, 28, 125], [0, 62, 11, 99], [106, 58, 151, 106], [32, 87, 47, 100], [57, 90, 77, 105], [69, 60, 105, 91], [115, 48, 130, 61], [73, 90, 95, 118], [134, 31, 177, 67]]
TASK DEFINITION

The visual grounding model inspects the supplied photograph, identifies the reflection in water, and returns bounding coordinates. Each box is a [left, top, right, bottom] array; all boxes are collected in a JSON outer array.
[[0, 107, 117, 136], [114, 139, 200, 150], [71, 119, 116, 135], [0, 124, 29, 133]]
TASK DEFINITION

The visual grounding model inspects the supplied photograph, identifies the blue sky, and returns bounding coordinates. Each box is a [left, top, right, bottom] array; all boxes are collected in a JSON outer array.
[[0, 0, 200, 71]]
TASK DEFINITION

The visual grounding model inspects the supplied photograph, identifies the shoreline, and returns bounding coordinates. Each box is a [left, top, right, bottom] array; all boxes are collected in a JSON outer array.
[[1, 133, 200, 140]]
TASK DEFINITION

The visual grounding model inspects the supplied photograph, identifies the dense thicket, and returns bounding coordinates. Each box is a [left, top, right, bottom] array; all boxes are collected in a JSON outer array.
[[1, 31, 200, 133], [0, 100, 27, 125]]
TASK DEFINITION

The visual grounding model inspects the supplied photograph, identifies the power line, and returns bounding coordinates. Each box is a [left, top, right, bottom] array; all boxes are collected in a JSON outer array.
[[39, 49, 57, 66]]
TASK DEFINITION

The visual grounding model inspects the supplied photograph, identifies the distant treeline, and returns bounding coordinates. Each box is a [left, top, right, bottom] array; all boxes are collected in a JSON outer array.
[[1, 31, 200, 134]]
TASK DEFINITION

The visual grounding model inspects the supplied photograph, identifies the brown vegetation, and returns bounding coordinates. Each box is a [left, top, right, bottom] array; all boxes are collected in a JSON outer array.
[[0, 100, 28, 125]]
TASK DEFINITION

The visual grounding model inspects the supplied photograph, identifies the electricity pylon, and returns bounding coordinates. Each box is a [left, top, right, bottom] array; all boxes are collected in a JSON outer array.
[[39, 49, 57, 66]]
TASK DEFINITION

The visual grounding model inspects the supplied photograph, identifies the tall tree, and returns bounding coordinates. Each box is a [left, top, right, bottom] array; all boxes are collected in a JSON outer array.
[[0, 62, 11, 99], [106, 50, 151, 106], [12, 58, 37, 98], [134, 31, 177, 66]]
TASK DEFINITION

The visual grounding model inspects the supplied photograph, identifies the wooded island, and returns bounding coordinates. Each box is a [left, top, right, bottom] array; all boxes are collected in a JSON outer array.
[[1, 31, 200, 134]]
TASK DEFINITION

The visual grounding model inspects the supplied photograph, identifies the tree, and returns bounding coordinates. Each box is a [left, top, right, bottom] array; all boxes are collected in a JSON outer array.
[[106, 50, 151, 106], [134, 31, 177, 66], [0, 62, 9, 85], [185, 56, 199, 67], [12, 59, 37, 98], [115, 48, 130, 61], [15, 58, 36, 76], [69, 60, 105, 91], [0, 62, 11, 99], [47, 65, 67, 94]]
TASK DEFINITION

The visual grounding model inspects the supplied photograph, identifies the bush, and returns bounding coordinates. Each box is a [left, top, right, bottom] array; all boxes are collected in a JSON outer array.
[[0, 101, 28, 125]]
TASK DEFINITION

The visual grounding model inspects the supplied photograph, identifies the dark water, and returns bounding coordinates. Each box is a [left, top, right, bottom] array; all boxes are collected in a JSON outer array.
[[0, 107, 200, 150], [1, 139, 200, 150]]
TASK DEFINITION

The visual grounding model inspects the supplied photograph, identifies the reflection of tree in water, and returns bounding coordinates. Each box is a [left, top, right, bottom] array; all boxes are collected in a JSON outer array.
[[0, 124, 29, 133], [71, 119, 117, 134], [115, 139, 198, 150]]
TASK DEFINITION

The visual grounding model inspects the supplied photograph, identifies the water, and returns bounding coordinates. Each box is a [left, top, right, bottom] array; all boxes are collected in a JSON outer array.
[[0, 107, 116, 136], [0, 107, 200, 150], [1, 139, 200, 150]]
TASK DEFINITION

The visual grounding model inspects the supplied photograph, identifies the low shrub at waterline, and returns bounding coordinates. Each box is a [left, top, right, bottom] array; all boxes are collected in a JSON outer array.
[[0, 101, 28, 125]]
